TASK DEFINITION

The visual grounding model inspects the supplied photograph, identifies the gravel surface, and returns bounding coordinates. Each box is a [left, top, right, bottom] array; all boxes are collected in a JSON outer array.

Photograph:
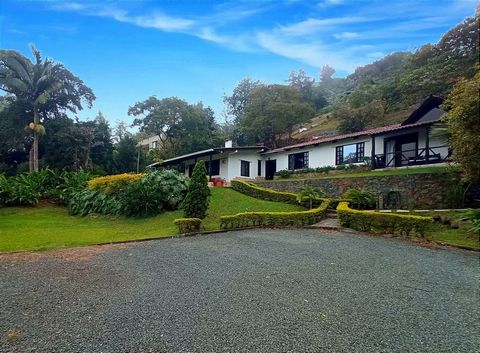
[[1, 229, 479, 353]]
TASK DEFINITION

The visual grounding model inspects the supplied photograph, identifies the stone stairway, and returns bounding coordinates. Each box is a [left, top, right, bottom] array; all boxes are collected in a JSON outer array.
[[309, 209, 344, 231]]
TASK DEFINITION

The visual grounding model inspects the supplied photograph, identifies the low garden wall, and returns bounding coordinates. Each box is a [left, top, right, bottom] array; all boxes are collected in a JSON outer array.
[[252, 172, 478, 209]]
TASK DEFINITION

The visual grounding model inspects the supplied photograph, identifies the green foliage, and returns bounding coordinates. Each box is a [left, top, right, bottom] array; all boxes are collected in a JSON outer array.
[[68, 188, 121, 216], [120, 170, 189, 217], [231, 180, 298, 204], [113, 134, 138, 173], [0, 46, 95, 172], [220, 199, 329, 229], [129, 97, 221, 159], [183, 161, 210, 219], [296, 186, 323, 209], [442, 69, 480, 182], [241, 84, 315, 147], [466, 209, 480, 235], [335, 99, 386, 133], [173, 218, 202, 234], [337, 202, 432, 237], [69, 170, 189, 217], [275, 164, 365, 178], [342, 188, 376, 210], [0, 168, 90, 207]]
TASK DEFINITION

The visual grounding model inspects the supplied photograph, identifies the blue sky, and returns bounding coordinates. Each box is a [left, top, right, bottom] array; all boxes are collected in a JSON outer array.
[[1, 0, 477, 127]]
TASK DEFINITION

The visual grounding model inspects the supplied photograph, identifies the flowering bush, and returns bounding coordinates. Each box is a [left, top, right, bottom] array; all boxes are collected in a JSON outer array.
[[87, 173, 145, 195]]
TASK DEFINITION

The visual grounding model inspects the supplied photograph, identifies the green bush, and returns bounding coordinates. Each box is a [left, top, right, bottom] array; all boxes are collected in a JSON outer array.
[[220, 199, 329, 230], [342, 188, 376, 210], [174, 218, 202, 234], [120, 170, 189, 217], [296, 186, 323, 209], [0, 169, 91, 207], [68, 170, 189, 217], [183, 161, 210, 219], [231, 180, 298, 204], [68, 189, 121, 216], [337, 202, 432, 237]]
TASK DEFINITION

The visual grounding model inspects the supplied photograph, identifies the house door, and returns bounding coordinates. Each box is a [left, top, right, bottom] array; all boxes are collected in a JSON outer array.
[[385, 140, 396, 167], [188, 164, 194, 177], [265, 160, 276, 180]]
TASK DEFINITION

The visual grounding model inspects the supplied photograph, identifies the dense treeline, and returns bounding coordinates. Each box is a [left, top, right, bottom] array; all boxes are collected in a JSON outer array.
[[0, 14, 478, 177]]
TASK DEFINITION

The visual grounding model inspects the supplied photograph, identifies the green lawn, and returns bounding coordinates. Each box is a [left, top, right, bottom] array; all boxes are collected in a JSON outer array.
[[271, 165, 453, 182], [0, 188, 305, 253], [423, 210, 479, 250]]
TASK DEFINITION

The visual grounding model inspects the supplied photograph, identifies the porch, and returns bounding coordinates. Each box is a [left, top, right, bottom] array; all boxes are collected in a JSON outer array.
[[370, 126, 449, 169]]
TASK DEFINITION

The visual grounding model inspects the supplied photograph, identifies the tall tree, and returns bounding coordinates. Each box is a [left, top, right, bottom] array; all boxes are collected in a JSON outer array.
[[241, 85, 315, 147], [0, 46, 95, 171], [113, 133, 137, 173], [84, 112, 113, 173], [442, 70, 480, 182], [129, 97, 220, 158]]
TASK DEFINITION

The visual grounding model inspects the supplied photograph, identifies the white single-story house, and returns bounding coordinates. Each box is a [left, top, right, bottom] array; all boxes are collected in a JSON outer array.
[[150, 96, 449, 181]]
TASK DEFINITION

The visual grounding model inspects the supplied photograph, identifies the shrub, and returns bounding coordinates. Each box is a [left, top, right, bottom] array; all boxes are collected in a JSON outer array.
[[69, 170, 189, 217], [296, 186, 323, 209], [342, 188, 376, 210], [68, 189, 121, 216], [275, 170, 291, 179], [231, 180, 298, 204], [466, 209, 480, 235], [337, 202, 432, 237], [88, 173, 145, 195], [183, 161, 210, 219], [174, 218, 202, 234], [220, 199, 329, 230], [120, 170, 189, 217]]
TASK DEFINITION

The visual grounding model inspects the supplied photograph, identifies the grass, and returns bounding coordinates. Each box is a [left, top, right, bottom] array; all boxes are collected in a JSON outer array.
[[271, 165, 453, 181], [423, 210, 479, 250], [0, 188, 305, 253]]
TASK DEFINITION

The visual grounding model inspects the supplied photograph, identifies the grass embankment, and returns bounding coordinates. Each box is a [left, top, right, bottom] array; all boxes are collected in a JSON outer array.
[[421, 210, 479, 250], [271, 165, 452, 181], [0, 188, 304, 253]]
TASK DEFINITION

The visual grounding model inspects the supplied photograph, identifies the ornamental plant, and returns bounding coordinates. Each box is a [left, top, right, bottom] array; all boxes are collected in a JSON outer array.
[[183, 160, 210, 219], [296, 186, 323, 209]]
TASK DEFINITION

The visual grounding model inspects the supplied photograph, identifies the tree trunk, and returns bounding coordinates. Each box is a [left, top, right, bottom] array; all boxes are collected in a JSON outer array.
[[32, 108, 39, 172], [33, 131, 39, 172], [29, 147, 34, 172]]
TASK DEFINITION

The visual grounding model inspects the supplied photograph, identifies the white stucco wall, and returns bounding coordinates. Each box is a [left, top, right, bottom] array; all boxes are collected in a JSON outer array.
[[227, 151, 262, 180]]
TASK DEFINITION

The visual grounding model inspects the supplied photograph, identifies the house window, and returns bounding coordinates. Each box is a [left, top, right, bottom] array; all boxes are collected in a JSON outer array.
[[336, 142, 365, 165], [205, 159, 220, 175], [288, 152, 309, 170], [257, 160, 262, 176], [151, 141, 158, 149], [240, 160, 250, 177]]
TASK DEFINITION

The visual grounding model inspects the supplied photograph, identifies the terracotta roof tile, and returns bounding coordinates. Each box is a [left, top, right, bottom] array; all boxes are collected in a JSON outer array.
[[264, 121, 434, 154]]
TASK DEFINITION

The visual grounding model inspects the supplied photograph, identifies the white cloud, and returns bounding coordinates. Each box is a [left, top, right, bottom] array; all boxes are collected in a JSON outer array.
[[333, 31, 359, 39], [256, 32, 359, 72], [279, 16, 372, 36]]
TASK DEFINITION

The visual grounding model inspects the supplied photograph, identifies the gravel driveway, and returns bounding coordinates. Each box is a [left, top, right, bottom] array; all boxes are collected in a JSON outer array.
[[1, 230, 478, 353]]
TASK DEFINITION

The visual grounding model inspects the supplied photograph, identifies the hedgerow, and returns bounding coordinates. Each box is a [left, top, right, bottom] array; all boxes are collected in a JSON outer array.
[[231, 180, 300, 204], [174, 218, 202, 234], [231, 179, 344, 208], [337, 202, 432, 237], [220, 199, 329, 230], [87, 173, 145, 195]]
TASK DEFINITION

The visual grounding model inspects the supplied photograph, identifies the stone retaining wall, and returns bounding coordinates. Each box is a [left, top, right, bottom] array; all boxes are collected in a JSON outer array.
[[252, 173, 479, 209]]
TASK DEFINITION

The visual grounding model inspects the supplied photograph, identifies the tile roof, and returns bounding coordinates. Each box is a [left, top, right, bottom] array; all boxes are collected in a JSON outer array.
[[264, 120, 435, 154]]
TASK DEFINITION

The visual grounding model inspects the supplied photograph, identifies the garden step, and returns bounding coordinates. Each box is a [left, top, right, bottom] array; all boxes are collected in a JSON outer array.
[[309, 217, 343, 231]]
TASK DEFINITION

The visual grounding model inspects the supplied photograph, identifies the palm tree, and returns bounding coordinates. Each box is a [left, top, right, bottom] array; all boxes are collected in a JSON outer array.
[[296, 186, 323, 209], [0, 46, 62, 172]]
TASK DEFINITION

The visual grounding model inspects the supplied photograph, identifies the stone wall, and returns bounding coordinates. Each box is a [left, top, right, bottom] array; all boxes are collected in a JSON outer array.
[[252, 173, 479, 209]]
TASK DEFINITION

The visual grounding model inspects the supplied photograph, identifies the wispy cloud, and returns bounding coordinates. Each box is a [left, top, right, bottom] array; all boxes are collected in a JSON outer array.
[[333, 31, 359, 40], [46, 0, 475, 74]]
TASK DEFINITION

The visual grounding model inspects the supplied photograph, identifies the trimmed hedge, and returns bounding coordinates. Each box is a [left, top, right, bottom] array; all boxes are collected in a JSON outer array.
[[337, 202, 432, 237], [88, 173, 145, 194], [174, 218, 202, 234], [231, 180, 298, 204], [220, 199, 329, 230], [231, 179, 345, 208]]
